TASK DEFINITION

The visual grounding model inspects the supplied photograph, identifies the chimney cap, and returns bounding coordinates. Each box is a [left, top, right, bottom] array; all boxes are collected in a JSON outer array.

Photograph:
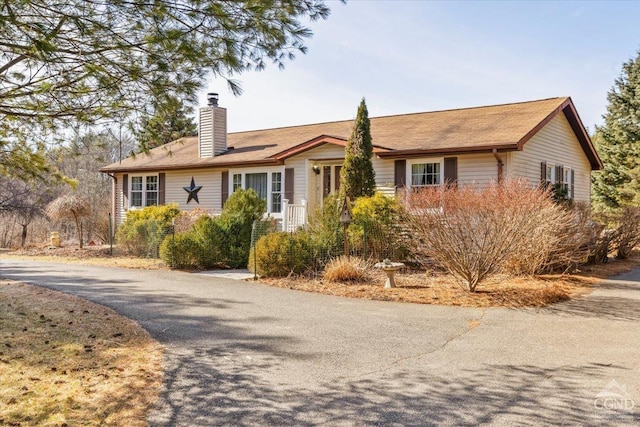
[[206, 92, 219, 106]]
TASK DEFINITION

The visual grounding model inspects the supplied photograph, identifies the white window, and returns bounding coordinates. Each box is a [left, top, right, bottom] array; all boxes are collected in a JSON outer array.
[[545, 163, 555, 186], [410, 161, 442, 188], [563, 167, 572, 198], [230, 169, 284, 214], [232, 173, 242, 192], [271, 172, 282, 213], [245, 173, 268, 200], [131, 176, 143, 207], [130, 175, 158, 208]]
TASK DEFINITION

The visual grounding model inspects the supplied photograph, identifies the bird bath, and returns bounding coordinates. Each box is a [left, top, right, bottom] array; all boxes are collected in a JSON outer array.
[[374, 261, 405, 288]]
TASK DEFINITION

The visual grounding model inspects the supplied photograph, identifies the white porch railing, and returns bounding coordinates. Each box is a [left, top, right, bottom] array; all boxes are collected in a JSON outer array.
[[282, 199, 307, 232]]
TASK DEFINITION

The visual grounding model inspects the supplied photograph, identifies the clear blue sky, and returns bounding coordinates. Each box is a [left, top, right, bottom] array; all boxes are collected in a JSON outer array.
[[201, 1, 640, 134]]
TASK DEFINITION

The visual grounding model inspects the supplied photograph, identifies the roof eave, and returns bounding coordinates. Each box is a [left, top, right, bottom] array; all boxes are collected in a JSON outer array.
[[99, 158, 283, 174], [377, 144, 519, 159]]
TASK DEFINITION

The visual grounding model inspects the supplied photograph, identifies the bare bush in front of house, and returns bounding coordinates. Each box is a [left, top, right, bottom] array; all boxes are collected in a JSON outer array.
[[173, 207, 210, 233], [505, 202, 596, 275], [400, 180, 565, 292]]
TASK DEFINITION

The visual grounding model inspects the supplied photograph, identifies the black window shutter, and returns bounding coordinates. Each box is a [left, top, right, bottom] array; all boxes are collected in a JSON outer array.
[[221, 171, 229, 208], [394, 160, 406, 188], [540, 162, 547, 184], [444, 157, 458, 187], [122, 174, 129, 210], [158, 173, 165, 205], [284, 168, 294, 202]]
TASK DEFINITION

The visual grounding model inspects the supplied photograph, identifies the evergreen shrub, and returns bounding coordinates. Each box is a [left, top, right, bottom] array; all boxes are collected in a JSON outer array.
[[350, 192, 408, 261], [159, 232, 200, 269], [218, 189, 266, 267], [116, 203, 180, 256], [248, 231, 314, 277]]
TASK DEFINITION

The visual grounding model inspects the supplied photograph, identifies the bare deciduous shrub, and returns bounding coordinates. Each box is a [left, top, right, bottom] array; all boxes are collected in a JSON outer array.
[[506, 202, 596, 275], [173, 208, 210, 233], [323, 256, 371, 283], [400, 180, 567, 292]]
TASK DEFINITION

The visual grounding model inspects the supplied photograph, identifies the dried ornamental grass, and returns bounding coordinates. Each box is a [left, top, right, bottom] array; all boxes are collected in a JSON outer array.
[[45, 193, 91, 248], [323, 255, 372, 283]]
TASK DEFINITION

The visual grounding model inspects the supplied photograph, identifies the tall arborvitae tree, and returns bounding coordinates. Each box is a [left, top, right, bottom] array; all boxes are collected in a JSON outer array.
[[592, 51, 640, 211], [340, 98, 376, 200]]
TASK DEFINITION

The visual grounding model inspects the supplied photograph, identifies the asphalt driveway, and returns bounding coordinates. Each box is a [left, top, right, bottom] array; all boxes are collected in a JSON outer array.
[[1, 259, 639, 426]]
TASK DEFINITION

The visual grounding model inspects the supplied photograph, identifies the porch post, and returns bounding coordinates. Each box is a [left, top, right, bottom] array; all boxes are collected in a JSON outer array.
[[282, 198, 289, 232], [301, 199, 307, 227]]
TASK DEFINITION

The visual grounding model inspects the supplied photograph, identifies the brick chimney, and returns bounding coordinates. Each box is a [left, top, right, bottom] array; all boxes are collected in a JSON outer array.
[[198, 93, 227, 157]]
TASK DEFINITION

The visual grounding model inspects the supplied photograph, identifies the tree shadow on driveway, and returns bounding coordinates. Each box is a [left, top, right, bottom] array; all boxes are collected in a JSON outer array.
[[3, 262, 638, 426], [543, 279, 640, 321], [151, 357, 637, 426]]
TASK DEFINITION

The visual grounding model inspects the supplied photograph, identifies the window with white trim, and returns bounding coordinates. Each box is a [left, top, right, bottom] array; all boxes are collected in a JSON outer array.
[[230, 169, 283, 214], [411, 162, 441, 187], [130, 175, 158, 208], [545, 163, 555, 186], [232, 173, 242, 192], [245, 173, 267, 200], [562, 167, 572, 198], [271, 172, 282, 213]]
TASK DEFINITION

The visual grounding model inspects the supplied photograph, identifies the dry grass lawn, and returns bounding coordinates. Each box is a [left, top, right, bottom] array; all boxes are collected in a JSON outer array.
[[4, 245, 167, 270], [0, 280, 163, 426]]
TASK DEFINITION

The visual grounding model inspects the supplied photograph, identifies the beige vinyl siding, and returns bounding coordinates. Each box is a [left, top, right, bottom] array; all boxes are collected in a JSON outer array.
[[282, 156, 309, 206], [115, 173, 125, 224], [165, 170, 222, 214], [213, 108, 227, 155], [373, 157, 395, 196], [198, 108, 214, 158], [510, 113, 592, 202], [457, 153, 500, 187], [303, 143, 347, 160]]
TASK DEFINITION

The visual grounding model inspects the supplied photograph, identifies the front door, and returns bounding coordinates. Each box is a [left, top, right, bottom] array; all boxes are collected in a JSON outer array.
[[311, 162, 343, 210]]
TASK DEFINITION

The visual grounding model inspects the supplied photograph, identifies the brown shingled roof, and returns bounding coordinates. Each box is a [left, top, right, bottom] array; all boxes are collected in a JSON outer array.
[[100, 96, 601, 173]]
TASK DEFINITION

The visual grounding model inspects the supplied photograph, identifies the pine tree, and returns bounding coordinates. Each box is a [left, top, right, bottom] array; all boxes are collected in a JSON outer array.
[[592, 51, 640, 211], [134, 96, 198, 151], [340, 99, 376, 200], [0, 0, 333, 179]]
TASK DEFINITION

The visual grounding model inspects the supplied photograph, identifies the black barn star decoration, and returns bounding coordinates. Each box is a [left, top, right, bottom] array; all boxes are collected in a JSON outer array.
[[183, 177, 202, 204]]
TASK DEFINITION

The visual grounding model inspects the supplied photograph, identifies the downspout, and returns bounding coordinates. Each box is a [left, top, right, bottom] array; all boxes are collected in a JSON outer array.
[[105, 172, 117, 229], [492, 149, 504, 183]]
